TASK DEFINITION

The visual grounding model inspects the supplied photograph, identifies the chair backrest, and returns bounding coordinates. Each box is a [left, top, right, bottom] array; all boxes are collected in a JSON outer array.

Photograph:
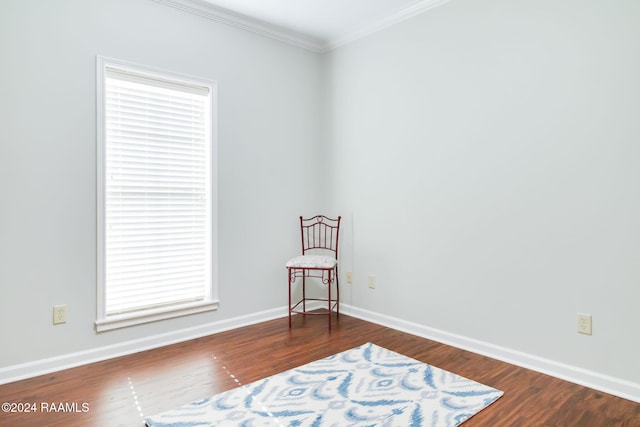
[[300, 215, 341, 258]]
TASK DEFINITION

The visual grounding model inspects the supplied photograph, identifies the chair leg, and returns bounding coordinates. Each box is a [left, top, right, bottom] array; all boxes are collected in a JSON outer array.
[[288, 268, 292, 328], [302, 272, 306, 315], [328, 270, 332, 330], [335, 266, 340, 317]]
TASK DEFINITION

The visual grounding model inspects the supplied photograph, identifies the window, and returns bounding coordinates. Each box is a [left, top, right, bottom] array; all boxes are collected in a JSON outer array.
[[96, 57, 218, 332]]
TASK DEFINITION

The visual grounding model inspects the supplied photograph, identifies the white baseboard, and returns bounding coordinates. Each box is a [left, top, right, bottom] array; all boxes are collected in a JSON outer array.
[[4, 303, 639, 405], [0, 307, 288, 385], [340, 304, 640, 403]]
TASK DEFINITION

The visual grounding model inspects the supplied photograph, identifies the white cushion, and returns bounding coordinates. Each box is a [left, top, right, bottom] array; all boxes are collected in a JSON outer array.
[[286, 255, 337, 269]]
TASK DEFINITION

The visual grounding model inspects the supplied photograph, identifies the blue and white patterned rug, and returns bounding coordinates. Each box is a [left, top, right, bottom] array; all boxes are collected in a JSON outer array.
[[145, 342, 503, 427]]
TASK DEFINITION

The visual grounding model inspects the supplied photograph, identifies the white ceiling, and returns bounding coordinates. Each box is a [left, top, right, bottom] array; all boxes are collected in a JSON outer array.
[[154, 0, 451, 52]]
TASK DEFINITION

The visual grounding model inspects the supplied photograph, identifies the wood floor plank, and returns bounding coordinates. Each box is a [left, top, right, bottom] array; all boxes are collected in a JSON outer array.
[[1, 313, 638, 426]]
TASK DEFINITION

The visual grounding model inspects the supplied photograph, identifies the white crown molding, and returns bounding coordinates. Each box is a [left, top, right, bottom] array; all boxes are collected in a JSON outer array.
[[151, 0, 453, 53], [151, 0, 325, 52], [322, 0, 453, 52], [340, 304, 640, 404]]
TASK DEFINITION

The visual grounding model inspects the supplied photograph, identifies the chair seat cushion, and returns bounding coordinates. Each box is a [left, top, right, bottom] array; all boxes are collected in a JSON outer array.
[[286, 255, 337, 269]]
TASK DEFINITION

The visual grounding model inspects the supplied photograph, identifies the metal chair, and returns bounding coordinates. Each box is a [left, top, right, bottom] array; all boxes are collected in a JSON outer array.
[[286, 215, 341, 329]]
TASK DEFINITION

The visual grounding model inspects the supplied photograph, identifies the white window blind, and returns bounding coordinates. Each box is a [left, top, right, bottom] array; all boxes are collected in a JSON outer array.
[[97, 58, 217, 328]]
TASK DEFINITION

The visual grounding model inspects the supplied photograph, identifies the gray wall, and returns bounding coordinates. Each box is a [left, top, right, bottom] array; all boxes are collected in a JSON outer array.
[[0, 0, 322, 367], [323, 0, 640, 384]]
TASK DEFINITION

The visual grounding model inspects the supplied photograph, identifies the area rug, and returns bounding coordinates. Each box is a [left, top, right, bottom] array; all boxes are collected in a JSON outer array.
[[145, 342, 503, 426]]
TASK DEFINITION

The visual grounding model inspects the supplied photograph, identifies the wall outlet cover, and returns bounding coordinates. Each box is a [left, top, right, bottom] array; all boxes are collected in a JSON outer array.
[[368, 275, 376, 289], [53, 304, 67, 325], [577, 313, 592, 335]]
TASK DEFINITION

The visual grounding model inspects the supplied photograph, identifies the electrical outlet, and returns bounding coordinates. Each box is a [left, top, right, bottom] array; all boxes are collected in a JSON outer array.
[[346, 271, 353, 284], [577, 313, 592, 335], [53, 305, 67, 325], [368, 275, 376, 289]]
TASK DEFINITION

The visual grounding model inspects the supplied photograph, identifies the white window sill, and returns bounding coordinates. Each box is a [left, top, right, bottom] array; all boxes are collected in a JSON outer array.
[[95, 299, 220, 332]]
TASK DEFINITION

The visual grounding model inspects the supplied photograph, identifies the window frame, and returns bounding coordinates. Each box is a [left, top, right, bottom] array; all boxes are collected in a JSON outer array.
[[95, 56, 219, 332]]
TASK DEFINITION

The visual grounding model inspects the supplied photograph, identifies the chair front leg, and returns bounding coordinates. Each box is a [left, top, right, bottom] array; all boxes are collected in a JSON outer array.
[[327, 270, 332, 330], [288, 268, 292, 328]]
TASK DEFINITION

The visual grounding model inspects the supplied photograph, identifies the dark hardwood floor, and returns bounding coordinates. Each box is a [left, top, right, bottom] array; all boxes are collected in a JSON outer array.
[[1, 313, 639, 426]]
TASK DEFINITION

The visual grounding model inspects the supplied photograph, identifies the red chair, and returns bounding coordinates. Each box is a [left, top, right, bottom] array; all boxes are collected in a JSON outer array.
[[286, 215, 341, 329]]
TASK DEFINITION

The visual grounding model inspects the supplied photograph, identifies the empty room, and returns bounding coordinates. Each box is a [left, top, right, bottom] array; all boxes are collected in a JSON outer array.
[[1, 0, 639, 425]]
